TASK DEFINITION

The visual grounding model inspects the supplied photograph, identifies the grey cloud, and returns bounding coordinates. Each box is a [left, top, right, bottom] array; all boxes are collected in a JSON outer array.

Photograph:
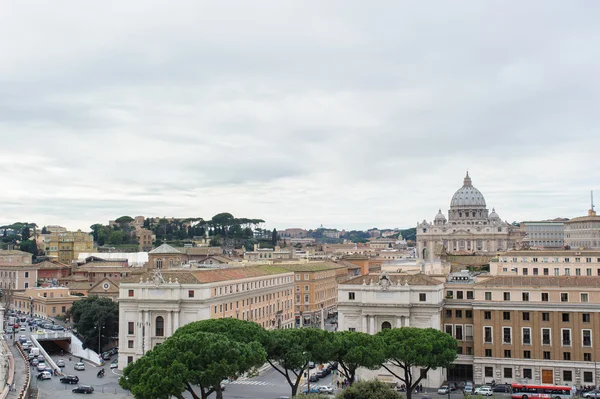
[[1, 1, 599, 230]]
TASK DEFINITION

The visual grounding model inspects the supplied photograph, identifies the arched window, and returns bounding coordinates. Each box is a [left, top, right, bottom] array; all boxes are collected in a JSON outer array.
[[156, 259, 163, 269], [381, 321, 392, 330], [155, 316, 164, 336]]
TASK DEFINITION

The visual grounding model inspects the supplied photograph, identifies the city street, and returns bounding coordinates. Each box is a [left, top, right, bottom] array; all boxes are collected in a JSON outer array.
[[17, 324, 131, 399]]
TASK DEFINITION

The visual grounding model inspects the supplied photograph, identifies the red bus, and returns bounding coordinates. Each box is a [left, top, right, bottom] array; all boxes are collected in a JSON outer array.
[[512, 384, 572, 399]]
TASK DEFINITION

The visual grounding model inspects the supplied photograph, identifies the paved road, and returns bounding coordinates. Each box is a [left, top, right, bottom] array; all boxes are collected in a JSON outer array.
[[20, 326, 133, 399]]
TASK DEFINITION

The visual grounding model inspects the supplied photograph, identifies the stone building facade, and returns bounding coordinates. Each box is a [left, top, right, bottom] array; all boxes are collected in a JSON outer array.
[[564, 208, 600, 250], [117, 266, 295, 369], [337, 272, 446, 387], [417, 173, 515, 261]]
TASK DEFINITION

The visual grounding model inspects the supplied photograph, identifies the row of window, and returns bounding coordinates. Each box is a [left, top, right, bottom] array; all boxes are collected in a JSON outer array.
[[481, 326, 592, 347], [347, 292, 428, 301], [484, 347, 594, 364], [501, 257, 600, 263], [485, 291, 587, 302], [481, 310, 591, 323], [503, 266, 600, 276], [483, 366, 592, 383]]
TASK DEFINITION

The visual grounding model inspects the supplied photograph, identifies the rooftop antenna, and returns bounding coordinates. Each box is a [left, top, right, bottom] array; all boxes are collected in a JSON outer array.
[[592, 191, 596, 212]]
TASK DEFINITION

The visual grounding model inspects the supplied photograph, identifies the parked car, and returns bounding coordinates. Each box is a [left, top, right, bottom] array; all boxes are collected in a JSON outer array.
[[318, 386, 334, 394], [582, 391, 600, 398], [493, 384, 511, 393], [60, 375, 80, 384], [309, 374, 319, 382], [302, 387, 320, 394], [316, 371, 325, 378], [102, 352, 111, 360], [308, 362, 315, 369], [72, 385, 94, 394], [438, 386, 450, 395], [37, 371, 52, 380], [474, 386, 493, 396], [74, 362, 86, 371], [464, 383, 474, 395], [57, 359, 66, 367], [110, 360, 118, 369]]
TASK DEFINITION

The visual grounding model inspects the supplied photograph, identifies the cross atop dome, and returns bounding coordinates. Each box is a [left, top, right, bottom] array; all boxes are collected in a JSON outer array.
[[463, 171, 472, 186]]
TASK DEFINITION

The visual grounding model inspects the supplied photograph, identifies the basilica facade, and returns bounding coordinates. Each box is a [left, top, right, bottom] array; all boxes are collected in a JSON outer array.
[[417, 173, 515, 261]]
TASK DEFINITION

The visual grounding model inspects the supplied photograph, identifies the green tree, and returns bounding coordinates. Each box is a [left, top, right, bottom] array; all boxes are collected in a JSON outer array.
[[41, 226, 48, 234], [174, 318, 268, 346], [19, 240, 38, 258], [115, 216, 134, 224], [331, 331, 384, 385], [108, 230, 126, 245], [21, 227, 31, 241], [265, 328, 334, 397], [335, 379, 402, 399], [377, 328, 458, 399], [121, 331, 266, 399], [271, 228, 278, 245], [70, 296, 119, 352]]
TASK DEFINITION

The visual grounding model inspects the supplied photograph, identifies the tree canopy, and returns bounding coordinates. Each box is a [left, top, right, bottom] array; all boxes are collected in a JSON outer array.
[[265, 328, 334, 397], [377, 327, 458, 399], [121, 331, 266, 399], [331, 331, 384, 384], [70, 296, 119, 352]]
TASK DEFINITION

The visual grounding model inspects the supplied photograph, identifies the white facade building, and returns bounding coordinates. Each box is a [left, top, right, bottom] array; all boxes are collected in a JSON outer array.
[[118, 267, 295, 369], [337, 272, 446, 387]]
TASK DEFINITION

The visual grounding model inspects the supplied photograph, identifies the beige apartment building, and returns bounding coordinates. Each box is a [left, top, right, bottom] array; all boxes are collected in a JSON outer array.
[[135, 228, 153, 252], [47, 230, 94, 263], [12, 287, 83, 318], [564, 208, 600, 250], [443, 274, 600, 387], [278, 263, 347, 325], [117, 265, 295, 368], [491, 250, 600, 277], [0, 250, 37, 290]]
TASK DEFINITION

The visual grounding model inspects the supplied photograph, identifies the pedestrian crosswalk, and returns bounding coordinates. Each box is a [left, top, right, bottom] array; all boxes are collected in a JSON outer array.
[[228, 380, 275, 387]]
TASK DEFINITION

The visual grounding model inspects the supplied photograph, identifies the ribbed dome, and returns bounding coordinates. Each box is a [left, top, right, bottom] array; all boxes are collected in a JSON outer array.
[[489, 208, 499, 220], [450, 172, 487, 208]]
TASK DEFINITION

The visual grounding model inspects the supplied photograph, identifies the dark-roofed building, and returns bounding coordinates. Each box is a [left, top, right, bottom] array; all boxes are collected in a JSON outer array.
[[117, 265, 295, 369]]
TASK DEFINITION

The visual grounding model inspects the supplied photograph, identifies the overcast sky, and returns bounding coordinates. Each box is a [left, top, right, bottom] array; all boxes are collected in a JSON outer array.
[[1, 1, 599, 232]]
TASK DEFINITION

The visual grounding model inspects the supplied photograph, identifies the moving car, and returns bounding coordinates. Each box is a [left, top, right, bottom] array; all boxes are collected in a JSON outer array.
[[318, 386, 335, 394], [102, 352, 111, 360], [37, 371, 52, 380], [474, 386, 493, 396], [72, 385, 94, 394], [60, 375, 80, 384], [309, 374, 319, 382], [57, 359, 66, 367], [74, 362, 86, 371], [438, 386, 450, 394], [32, 359, 39, 366], [110, 360, 118, 369], [37, 363, 47, 372]]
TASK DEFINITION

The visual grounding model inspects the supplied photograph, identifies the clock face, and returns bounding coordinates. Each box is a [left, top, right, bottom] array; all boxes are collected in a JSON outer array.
[[103, 283, 110, 290]]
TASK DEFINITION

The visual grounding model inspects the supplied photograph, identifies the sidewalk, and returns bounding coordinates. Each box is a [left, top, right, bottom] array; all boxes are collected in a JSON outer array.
[[5, 338, 29, 399]]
